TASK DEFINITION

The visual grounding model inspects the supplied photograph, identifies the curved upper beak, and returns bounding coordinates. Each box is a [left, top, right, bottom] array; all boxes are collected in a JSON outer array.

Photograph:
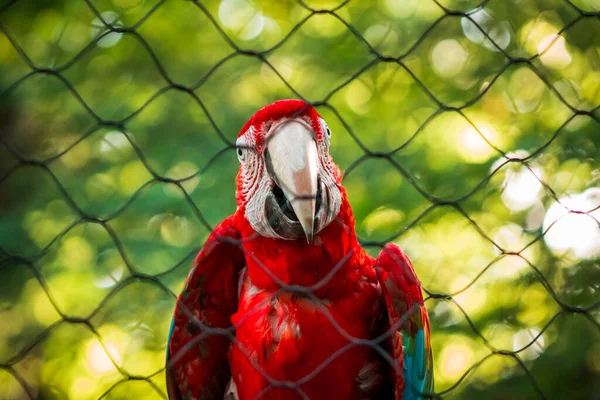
[[266, 119, 319, 243]]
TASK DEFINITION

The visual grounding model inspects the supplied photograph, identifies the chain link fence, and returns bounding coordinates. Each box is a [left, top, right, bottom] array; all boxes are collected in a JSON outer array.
[[0, 0, 599, 398]]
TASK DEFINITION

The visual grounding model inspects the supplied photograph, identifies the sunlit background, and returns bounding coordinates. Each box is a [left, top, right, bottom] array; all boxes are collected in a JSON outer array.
[[0, 0, 599, 399]]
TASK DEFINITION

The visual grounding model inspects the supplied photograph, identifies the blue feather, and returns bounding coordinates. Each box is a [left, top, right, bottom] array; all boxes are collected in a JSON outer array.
[[402, 328, 426, 399], [166, 316, 175, 363]]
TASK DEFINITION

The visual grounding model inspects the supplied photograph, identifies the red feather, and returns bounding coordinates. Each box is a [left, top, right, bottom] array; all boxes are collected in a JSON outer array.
[[167, 216, 245, 399], [228, 188, 384, 399], [167, 101, 433, 400], [376, 244, 434, 399]]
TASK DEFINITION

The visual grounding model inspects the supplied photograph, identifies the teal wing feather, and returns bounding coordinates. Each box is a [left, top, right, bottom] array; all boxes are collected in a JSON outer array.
[[376, 243, 434, 399], [166, 317, 179, 399]]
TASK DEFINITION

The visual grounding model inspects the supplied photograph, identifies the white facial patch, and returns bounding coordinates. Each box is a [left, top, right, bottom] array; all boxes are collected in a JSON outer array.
[[235, 134, 249, 153], [238, 117, 342, 240], [237, 125, 281, 239]]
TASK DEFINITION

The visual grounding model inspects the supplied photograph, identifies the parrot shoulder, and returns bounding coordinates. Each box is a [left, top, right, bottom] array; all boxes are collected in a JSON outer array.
[[166, 215, 246, 400]]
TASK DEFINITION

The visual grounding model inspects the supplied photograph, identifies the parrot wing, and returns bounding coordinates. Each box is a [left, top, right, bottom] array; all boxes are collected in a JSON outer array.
[[375, 243, 434, 400], [166, 216, 246, 400]]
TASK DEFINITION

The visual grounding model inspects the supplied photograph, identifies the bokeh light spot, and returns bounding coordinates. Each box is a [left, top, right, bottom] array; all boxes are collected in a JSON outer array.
[[538, 35, 572, 69], [431, 39, 468, 78], [163, 162, 200, 198], [118, 161, 152, 196], [160, 214, 196, 247], [345, 79, 373, 115], [543, 188, 600, 260], [91, 12, 123, 48], [383, 0, 419, 19], [492, 151, 543, 212], [513, 328, 545, 360], [458, 125, 497, 163], [440, 339, 474, 380], [86, 339, 121, 375], [461, 9, 511, 51]]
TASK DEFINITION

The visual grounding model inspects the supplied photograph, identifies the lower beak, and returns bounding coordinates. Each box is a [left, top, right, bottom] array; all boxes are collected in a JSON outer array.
[[266, 119, 319, 243]]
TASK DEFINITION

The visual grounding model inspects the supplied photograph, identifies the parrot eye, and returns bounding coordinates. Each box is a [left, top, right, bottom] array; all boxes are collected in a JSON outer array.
[[325, 127, 331, 137], [237, 147, 245, 162]]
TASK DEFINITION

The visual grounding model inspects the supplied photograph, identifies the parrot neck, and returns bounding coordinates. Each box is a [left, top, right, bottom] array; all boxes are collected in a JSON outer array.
[[234, 190, 366, 298]]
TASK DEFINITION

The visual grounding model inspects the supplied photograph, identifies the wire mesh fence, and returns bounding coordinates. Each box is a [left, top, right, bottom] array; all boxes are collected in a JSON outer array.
[[0, 0, 599, 398]]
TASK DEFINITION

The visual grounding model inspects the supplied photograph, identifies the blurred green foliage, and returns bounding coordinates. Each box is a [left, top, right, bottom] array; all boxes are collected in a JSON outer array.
[[0, 0, 599, 399]]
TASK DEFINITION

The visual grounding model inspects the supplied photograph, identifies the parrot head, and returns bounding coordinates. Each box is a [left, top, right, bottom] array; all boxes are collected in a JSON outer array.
[[235, 99, 343, 243]]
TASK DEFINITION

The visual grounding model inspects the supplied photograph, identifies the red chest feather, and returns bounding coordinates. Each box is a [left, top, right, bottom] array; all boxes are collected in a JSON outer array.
[[229, 264, 383, 400]]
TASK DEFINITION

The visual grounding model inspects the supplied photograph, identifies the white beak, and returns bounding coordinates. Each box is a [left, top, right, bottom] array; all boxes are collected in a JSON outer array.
[[266, 119, 319, 243]]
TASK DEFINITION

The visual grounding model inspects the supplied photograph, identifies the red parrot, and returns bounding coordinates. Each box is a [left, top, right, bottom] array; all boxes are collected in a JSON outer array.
[[166, 100, 433, 400]]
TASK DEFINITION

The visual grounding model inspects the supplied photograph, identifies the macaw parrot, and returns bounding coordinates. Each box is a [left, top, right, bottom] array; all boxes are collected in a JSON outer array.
[[166, 100, 433, 400]]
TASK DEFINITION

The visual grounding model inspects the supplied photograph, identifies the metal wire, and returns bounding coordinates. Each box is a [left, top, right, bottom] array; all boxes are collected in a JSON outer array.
[[0, 0, 599, 399]]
